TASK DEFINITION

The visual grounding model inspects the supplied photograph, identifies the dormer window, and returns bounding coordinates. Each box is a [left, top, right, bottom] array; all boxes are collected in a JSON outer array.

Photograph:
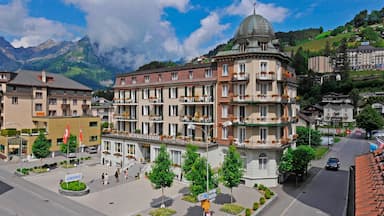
[[240, 43, 246, 52], [205, 69, 212, 78], [144, 75, 150, 83], [121, 78, 126, 85], [131, 77, 136, 84], [158, 74, 162, 82], [171, 72, 178, 81], [259, 42, 267, 51], [189, 71, 193, 79]]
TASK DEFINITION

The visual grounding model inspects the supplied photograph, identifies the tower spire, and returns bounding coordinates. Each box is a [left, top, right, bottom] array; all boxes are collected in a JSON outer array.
[[253, 1, 256, 15]]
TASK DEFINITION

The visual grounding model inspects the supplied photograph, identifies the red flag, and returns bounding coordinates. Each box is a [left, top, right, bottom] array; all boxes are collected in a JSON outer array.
[[79, 129, 83, 143], [63, 125, 70, 144]]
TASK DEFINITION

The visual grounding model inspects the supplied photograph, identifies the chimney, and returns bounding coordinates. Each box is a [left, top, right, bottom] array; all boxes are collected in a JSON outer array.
[[42, 70, 46, 83]]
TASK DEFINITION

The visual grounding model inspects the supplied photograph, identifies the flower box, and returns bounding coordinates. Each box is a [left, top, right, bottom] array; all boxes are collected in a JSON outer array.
[[113, 152, 122, 157], [268, 71, 275, 74]]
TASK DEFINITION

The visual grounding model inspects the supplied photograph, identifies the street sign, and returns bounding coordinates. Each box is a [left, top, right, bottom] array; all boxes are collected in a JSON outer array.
[[64, 173, 82, 183], [198, 189, 217, 201]]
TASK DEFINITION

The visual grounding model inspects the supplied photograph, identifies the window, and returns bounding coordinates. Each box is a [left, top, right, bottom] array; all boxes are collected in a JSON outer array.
[[132, 77, 136, 84], [154, 147, 160, 159], [144, 75, 150, 83], [35, 92, 43, 99], [121, 78, 126, 85], [104, 141, 110, 151], [170, 124, 177, 136], [260, 128, 267, 142], [158, 74, 162, 82], [90, 136, 98, 141], [260, 106, 267, 118], [205, 69, 212, 78], [259, 153, 268, 169], [222, 105, 228, 118], [63, 99, 67, 104], [35, 103, 42, 111], [127, 144, 135, 156], [259, 42, 267, 51], [49, 110, 56, 116], [260, 62, 268, 72], [83, 99, 87, 104], [89, 121, 98, 127], [57, 138, 63, 146], [222, 64, 228, 76], [73, 110, 78, 116], [115, 142, 122, 153], [239, 63, 246, 73], [260, 83, 268, 95], [222, 84, 228, 97], [222, 127, 228, 139], [49, 98, 57, 105], [73, 99, 77, 105], [169, 105, 178, 116], [189, 71, 193, 79], [12, 97, 18, 104], [143, 105, 150, 116], [143, 122, 149, 134], [170, 87, 178, 99], [143, 88, 149, 99], [170, 150, 182, 166], [171, 72, 178, 80]]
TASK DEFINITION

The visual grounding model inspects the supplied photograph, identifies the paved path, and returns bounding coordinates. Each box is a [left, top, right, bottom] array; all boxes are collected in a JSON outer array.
[[260, 131, 369, 216]]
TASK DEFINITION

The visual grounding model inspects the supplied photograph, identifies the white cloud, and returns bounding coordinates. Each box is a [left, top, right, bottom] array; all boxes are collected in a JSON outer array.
[[226, 0, 289, 23], [0, 0, 76, 47]]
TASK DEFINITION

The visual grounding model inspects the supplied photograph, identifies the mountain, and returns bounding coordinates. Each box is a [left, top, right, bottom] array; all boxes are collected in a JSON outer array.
[[0, 36, 124, 89]]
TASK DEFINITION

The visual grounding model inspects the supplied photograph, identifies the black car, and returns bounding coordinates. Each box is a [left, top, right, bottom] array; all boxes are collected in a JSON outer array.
[[325, 157, 340, 170]]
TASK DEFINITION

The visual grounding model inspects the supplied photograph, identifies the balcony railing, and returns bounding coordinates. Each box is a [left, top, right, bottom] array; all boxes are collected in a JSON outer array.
[[115, 113, 137, 121], [180, 115, 214, 124], [149, 115, 163, 122], [231, 116, 291, 125], [256, 72, 275, 80], [232, 73, 249, 81], [113, 98, 138, 105], [231, 94, 295, 103], [149, 97, 163, 104], [179, 96, 214, 103], [231, 138, 291, 149]]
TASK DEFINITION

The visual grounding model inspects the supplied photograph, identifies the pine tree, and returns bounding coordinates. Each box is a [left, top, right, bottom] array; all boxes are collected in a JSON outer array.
[[182, 144, 199, 181], [32, 132, 51, 158], [220, 145, 243, 203], [148, 145, 175, 207]]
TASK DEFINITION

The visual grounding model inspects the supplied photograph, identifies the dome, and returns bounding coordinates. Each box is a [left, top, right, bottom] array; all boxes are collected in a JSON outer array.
[[234, 14, 275, 41]]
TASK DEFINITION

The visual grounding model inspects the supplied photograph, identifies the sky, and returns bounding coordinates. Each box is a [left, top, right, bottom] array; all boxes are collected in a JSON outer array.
[[0, 0, 382, 69]]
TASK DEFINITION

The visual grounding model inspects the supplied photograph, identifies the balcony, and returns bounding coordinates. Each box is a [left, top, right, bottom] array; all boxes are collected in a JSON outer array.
[[256, 72, 275, 80], [232, 73, 249, 82], [180, 115, 214, 125], [81, 104, 90, 110], [231, 116, 291, 126], [115, 113, 137, 122], [61, 104, 70, 109], [149, 97, 163, 104], [149, 115, 163, 122], [232, 138, 290, 149], [113, 98, 138, 105], [179, 96, 214, 104], [231, 94, 291, 103]]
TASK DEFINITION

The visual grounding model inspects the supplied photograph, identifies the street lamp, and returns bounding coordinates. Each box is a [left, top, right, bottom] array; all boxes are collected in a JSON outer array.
[[187, 121, 232, 193]]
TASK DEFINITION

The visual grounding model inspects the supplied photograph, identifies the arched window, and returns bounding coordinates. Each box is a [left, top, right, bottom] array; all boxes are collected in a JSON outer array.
[[259, 153, 268, 169]]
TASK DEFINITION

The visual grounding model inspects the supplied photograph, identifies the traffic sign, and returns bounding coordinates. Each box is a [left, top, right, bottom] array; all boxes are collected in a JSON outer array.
[[198, 189, 217, 201]]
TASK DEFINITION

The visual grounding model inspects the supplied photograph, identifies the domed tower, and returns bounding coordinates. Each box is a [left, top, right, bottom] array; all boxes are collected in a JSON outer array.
[[214, 12, 297, 187]]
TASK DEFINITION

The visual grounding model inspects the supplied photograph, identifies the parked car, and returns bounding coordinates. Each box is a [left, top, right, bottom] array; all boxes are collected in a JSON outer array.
[[86, 146, 98, 154], [325, 157, 340, 170], [67, 153, 76, 158]]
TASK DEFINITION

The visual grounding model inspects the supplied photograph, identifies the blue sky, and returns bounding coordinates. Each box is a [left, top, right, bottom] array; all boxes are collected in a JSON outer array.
[[0, 0, 382, 68]]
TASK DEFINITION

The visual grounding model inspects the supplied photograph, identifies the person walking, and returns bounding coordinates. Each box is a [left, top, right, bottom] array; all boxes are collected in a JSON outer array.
[[124, 168, 129, 180], [115, 170, 119, 182], [104, 173, 109, 185], [101, 173, 105, 185]]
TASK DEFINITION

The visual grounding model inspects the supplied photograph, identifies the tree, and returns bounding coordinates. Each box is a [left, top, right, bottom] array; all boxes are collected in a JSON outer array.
[[279, 148, 293, 173], [220, 145, 243, 203], [334, 38, 349, 80], [352, 10, 368, 28], [323, 40, 331, 57], [32, 132, 51, 158], [356, 106, 384, 137], [291, 146, 315, 173], [291, 47, 308, 75], [296, 126, 321, 146], [189, 157, 217, 198], [182, 144, 199, 181], [60, 134, 77, 154], [148, 145, 175, 207], [349, 88, 360, 116]]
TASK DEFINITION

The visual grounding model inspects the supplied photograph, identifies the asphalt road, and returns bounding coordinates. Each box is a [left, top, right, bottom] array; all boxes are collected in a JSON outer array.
[[0, 168, 106, 216], [261, 132, 369, 216]]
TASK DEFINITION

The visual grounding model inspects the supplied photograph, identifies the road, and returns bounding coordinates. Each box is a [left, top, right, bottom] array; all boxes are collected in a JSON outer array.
[[0, 168, 106, 216], [261, 132, 368, 216]]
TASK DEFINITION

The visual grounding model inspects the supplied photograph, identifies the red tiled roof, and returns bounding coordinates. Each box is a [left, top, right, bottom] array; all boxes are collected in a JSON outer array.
[[355, 152, 384, 216]]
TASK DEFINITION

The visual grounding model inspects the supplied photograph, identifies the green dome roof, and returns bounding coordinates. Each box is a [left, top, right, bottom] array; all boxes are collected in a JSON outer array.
[[235, 14, 275, 41]]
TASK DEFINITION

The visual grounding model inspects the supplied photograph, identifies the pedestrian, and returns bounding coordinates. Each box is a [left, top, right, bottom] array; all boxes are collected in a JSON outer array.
[[115, 170, 119, 182], [101, 173, 105, 185], [124, 168, 129, 180], [104, 173, 109, 185]]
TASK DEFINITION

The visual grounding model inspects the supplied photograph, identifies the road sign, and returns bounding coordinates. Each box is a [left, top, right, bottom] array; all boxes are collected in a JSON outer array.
[[64, 173, 82, 183], [198, 189, 217, 201]]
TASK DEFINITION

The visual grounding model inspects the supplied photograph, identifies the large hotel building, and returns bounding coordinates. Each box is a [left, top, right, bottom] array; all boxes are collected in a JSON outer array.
[[102, 13, 297, 186]]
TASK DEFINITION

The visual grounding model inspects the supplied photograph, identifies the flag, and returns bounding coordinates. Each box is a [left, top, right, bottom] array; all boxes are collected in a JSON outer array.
[[369, 142, 378, 152], [79, 129, 83, 143], [376, 137, 384, 149], [63, 125, 70, 144]]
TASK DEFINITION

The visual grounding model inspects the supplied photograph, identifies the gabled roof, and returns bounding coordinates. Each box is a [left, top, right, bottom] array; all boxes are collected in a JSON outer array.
[[9, 70, 91, 91], [297, 112, 316, 124]]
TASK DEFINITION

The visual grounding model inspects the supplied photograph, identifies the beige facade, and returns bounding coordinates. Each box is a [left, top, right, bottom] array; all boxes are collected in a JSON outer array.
[[347, 45, 384, 70], [308, 56, 333, 73]]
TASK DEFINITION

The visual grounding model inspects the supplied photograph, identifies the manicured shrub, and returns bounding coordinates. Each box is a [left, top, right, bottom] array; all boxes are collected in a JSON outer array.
[[60, 181, 86, 191], [270, 191, 274, 196], [253, 183, 258, 188], [265, 190, 271, 199], [253, 202, 259, 210], [245, 208, 251, 216], [149, 208, 176, 216], [220, 203, 245, 215], [260, 197, 265, 205], [258, 184, 266, 191]]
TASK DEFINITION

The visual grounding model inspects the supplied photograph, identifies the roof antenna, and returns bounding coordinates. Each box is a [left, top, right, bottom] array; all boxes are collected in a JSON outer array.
[[253, 1, 256, 15]]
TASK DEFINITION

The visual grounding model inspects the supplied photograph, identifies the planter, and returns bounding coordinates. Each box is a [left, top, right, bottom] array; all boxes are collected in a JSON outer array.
[[59, 186, 90, 196]]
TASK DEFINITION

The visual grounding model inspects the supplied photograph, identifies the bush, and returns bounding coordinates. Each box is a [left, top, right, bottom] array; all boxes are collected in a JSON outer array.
[[253, 183, 258, 188], [260, 197, 265, 205], [258, 184, 266, 191], [220, 203, 245, 215], [32, 167, 49, 173], [245, 208, 251, 216], [253, 202, 259, 210], [60, 181, 86, 191], [149, 208, 176, 216], [265, 190, 271, 199], [270, 191, 274, 196]]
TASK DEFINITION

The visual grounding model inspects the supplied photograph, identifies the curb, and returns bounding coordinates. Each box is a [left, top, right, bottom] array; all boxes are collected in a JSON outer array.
[[252, 193, 278, 216]]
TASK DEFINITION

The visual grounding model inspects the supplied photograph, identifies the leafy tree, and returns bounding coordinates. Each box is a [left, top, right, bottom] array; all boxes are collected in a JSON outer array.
[[323, 40, 331, 57], [356, 106, 384, 137], [182, 144, 199, 181], [296, 126, 321, 146], [362, 27, 380, 42], [291, 47, 308, 75], [367, 10, 381, 25], [279, 148, 293, 173], [334, 38, 349, 80], [349, 88, 360, 116], [32, 132, 51, 158], [148, 145, 175, 207], [291, 146, 315, 173], [220, 145, 243, 203], [60, 134, 77, 154], [189, 157, 217, 198], [352, 10, 368, 28]]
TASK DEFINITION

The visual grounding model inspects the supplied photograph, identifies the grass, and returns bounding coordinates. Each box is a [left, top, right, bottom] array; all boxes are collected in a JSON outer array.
[[61, 164, 75, 169], [349, 70, 384, 78], [60, 181, 86, 191], [314, 146, 329, 160], [220, 203, 245, 215], [149, 208, 176, 216], [315, 31, 331, 40], [181, 194, 197, 203]]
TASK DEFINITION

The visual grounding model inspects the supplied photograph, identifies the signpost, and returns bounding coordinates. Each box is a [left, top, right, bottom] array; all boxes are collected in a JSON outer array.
[[198, 189, 217, 201], [64, 173, 82, 183]]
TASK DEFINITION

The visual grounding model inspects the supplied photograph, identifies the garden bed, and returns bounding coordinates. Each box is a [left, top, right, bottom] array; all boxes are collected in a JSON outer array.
[[59, 181, 89, 196]]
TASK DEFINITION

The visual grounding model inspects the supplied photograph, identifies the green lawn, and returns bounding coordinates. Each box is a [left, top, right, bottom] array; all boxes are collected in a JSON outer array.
[[314, 146, 329, 160], [349, 70, 384, 78]]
